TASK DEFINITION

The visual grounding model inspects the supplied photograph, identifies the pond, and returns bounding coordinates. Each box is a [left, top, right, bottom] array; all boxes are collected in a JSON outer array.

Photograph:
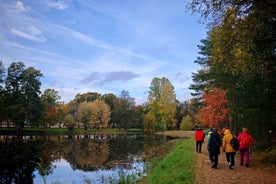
[[0, 133, 170, 184]]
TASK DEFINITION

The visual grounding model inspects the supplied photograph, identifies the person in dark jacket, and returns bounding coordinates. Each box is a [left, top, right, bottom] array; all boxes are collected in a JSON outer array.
[[207, 128, 222, 169]]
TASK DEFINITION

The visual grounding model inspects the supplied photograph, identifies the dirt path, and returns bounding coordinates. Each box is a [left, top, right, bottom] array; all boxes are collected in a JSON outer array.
[[195, 138, 276, 184], [156, 131, 275, 183]]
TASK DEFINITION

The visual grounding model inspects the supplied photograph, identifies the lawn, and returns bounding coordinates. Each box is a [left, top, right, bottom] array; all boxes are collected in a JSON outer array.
[[139, 137, 195, 184]]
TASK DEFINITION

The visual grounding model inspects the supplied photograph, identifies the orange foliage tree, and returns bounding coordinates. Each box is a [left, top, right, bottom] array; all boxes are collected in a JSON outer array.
[[199, 88, 229, 127]]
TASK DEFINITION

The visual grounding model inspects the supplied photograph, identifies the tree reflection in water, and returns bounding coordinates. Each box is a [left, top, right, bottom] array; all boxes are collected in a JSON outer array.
[[0, 134, 167, 183]]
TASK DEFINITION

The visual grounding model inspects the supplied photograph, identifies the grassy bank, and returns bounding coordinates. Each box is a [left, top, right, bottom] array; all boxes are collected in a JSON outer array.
[[139, 138, 196, 184]]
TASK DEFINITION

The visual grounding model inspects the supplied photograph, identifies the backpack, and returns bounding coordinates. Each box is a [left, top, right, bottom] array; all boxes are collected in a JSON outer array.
[[230, 135, 240, 151]]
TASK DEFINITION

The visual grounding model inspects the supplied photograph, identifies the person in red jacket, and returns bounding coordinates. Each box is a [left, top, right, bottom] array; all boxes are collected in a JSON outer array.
[[237, 128, 255, 167], [195, 127, 205, 153]]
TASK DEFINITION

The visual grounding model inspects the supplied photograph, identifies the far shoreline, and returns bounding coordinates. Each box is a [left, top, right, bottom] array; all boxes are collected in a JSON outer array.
[[0, 128, 194, 138], [0, 127, 142, 136]]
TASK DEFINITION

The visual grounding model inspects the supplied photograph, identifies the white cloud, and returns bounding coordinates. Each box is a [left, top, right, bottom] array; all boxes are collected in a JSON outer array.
[[41, 22, 171, 72], [44, 0, 68, 10], [10, 28, 47, 42], [28, 26, 43, 36], [15, 1, 28, 12], [80, 71, 139, 86]]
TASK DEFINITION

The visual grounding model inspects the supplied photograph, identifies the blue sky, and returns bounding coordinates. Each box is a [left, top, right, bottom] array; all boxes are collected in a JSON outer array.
[[0, 0, 206, 104]]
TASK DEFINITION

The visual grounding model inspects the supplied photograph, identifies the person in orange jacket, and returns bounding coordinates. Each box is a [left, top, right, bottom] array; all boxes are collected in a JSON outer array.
[[195, 127, 205, 153]]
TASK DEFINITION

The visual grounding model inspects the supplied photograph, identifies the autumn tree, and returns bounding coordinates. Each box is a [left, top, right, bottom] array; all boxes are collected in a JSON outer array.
[[58, 101, 77, 130], [146, 77, 177, 131], [41, 88, 61, 128], [77, 100, 110, 130], [63, 114, 75, 132], [143, 111, 156, 135], [69, 92, 102, 128], [55, 102, 66, 128], [89, 100, 111, 129], [77, 101, 91, 130], [199, 88, 229, 128]]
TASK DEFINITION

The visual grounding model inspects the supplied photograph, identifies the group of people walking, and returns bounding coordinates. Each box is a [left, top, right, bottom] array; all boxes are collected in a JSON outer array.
[[195, 127, 255, 169]]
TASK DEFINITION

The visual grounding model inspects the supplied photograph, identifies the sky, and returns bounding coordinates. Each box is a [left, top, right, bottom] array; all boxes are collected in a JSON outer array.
[[0, 0, 207, 104]]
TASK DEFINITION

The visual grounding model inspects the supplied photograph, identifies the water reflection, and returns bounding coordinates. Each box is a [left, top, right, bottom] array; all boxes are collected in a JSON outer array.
[[0, 134, 168, 184], [33, 158, 145, 184]]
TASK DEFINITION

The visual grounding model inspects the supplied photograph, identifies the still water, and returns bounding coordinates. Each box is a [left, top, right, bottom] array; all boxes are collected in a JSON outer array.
[[0, 134, 169, 184]]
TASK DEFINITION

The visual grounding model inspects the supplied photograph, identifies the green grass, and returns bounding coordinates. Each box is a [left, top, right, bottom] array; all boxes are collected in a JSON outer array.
[[139, 138, 196, 184]]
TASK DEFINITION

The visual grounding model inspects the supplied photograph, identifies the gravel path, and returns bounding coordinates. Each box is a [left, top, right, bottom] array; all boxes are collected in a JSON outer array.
[[195, 138, 276, 184]]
